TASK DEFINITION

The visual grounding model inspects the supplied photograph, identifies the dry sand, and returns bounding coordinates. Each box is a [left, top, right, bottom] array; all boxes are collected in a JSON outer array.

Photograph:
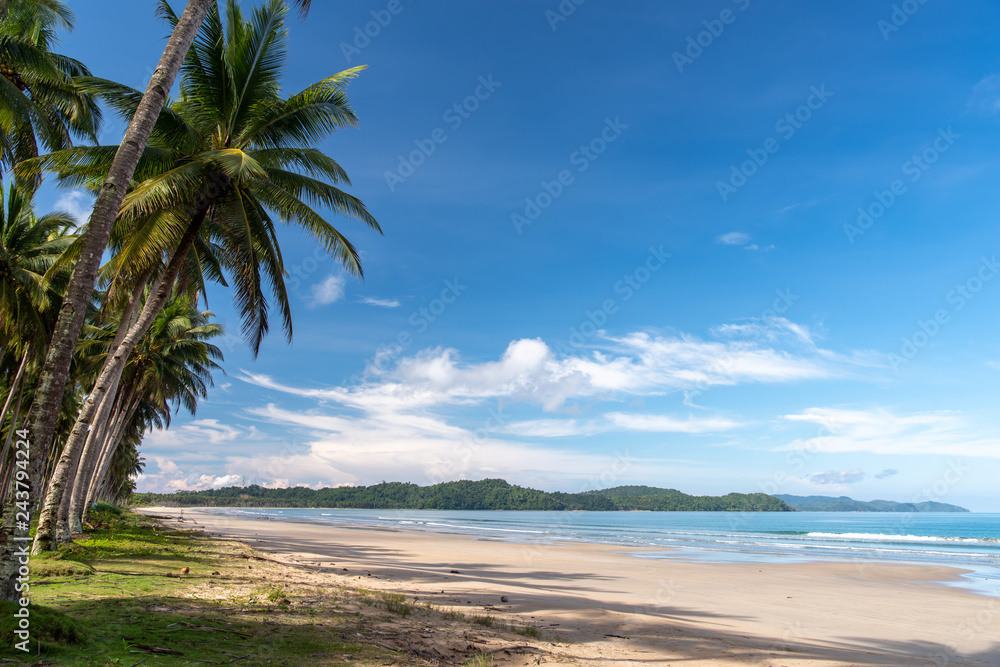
[[139, 507, 1000, 665]]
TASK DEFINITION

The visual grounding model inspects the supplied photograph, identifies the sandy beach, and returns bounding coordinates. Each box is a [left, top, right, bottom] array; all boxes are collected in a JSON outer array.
[[138, 507, 1000, 666]]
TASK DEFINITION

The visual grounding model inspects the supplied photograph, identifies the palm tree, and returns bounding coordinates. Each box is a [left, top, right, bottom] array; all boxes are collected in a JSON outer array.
[[29, 0, 378, 553], [0, 0, 99, 181], [1, 0, 314, 600], [0, 184, 73, 463], [0, 192, 79, 517], [0, 183, 74, 348], [65, 293, 222, 535]]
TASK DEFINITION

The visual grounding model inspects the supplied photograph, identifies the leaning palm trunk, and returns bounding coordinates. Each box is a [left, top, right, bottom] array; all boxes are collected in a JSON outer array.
[[84, 389, 140, 515], [0, 0, 214, 599], [63, 390, 120, 536], [84, 389, 132, 510], [53, 454, 80, 543], [0, 348, 29, 429], [0, 382, 25, 504], [0, 351, 29, 487], [32, 208, 209, 554], [64, 273, 150, 536]]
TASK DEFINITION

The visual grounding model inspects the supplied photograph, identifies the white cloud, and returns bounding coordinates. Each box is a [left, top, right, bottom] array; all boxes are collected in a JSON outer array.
[[137, 456, 249, 493], [503, 412, 742, 437], [605, 412, 742, 433], [717, 231, 751, 246], [137, 321, 878, 493], [716, 232, 772, 252], [782, 407, 1000, 458], [143, 419, 251, 448], [875, 468, 899, 479], [360, 296, 401, 308], [712, 317, 813, 345], [969, 74, 1000, 114], [777, 197, 829, 216], [223, 402, 714, 491], [55, 190, 94, 226], [808, 469, 865, 485], [503, 419, 599, 438], [310, 275, 346, 306], [240, 321, 855, 416], [152, 457, 180, 475]]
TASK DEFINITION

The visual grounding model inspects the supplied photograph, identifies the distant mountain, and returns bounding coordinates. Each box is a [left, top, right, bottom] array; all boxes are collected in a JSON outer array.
[[132, 479, 793, 512], [775, 494, 969, 512]]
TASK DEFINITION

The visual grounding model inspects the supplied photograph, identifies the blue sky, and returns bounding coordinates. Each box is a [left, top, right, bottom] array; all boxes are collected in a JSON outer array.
[[45, 0, 1000, 509]]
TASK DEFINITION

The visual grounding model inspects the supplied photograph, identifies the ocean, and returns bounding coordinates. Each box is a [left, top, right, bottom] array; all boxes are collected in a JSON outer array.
[[196, 508, 1000, 595]]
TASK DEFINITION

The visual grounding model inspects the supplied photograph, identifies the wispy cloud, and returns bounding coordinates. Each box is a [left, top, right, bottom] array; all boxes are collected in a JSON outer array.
[[783, 407, 1000, 458], [240, 320, 859, 414], [143, 419, 254, 448], [875, 468, 899, 479], [310, 275, 346, 306], [54, 190, 94, 226], [503, 412, 742, 437], [716, 231, 773, 252], [137, 321, 881, 493], [969, 74, 1000, 114], [360, 296, 401, 308], [777, 197, 828, 216], [809, 469, 865, 485], [717, 231, 751, 246]]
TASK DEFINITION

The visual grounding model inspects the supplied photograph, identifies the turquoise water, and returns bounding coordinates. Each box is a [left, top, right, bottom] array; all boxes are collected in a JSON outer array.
[[200, 508, 1000, 595]]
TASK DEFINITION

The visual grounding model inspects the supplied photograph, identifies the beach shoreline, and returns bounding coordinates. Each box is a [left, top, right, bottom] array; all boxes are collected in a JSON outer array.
[[137, 506, 999, 665]]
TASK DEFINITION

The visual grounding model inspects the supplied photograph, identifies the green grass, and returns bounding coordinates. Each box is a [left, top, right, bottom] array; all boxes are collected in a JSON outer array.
[[468, 613, 542, 639], [0, 601, 86, 653], [514, 623, 543, 639], [378, 592, 412, 617], [0, 511, 385, 664], [464, 652, 495, 667]]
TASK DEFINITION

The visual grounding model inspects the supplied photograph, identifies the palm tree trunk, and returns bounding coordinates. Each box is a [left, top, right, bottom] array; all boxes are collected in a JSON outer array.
[[32, 206, 210, 554], [0, 351, 28, 487], [0, 382, 24, 504], [84, 393, 127, 511], [53, 456, 78, 543], [0, 348, 29, 429], [0, 0, 215, 600], [66, 273, 150, 536], [66, 386, 130, 537], [85, 390, 139, 514]]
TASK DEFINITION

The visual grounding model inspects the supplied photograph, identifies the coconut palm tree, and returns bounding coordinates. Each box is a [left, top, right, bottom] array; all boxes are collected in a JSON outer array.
[[0, 0, 315, 599], [0, 184, 74, 347], [0, 0, 99, 181], [63, 293, 222, 536], [28, 0, 378, 553], [0, 185, 73, 451], [9, 0, 314, 496], [0, 185, 74, 502]]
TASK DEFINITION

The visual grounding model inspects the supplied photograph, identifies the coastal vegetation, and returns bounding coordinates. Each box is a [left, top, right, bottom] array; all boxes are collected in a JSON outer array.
[[133, 478, 795, 512], [775, 494, 969, 513], [0, 0, 377, 598]]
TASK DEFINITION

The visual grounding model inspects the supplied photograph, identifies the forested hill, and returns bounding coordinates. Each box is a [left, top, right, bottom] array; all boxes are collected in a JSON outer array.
[[775, 494, 969, 512], [132, 479, 793, 512]]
